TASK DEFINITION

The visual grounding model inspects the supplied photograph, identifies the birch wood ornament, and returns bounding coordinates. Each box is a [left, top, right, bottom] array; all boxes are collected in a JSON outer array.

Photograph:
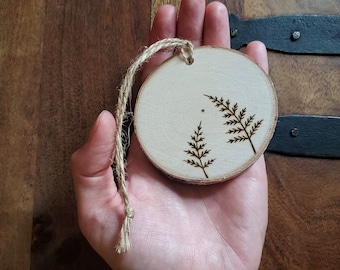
[[135, 47, 277, 185]]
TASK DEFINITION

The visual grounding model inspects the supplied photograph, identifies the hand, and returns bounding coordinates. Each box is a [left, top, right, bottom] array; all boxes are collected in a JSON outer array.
[[71, 0, 268, 269]]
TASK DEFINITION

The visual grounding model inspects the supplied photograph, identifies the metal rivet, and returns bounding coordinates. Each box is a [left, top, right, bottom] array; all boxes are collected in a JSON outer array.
[[290, 127, 299, 137], [291, 31, 301, 41], [230, 29, 238, 37]]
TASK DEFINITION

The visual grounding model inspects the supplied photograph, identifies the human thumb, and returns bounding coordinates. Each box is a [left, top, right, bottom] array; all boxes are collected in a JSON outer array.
[[71, 110, 122, 233]]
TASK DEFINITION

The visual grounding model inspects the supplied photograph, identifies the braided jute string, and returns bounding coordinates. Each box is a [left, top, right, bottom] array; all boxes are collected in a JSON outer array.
[[114, 38, 194, 253]]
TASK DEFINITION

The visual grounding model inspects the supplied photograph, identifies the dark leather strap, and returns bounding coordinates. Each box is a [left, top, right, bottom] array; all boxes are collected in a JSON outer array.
[[229, 14, 340, 54], [267, 115, 340, 158]]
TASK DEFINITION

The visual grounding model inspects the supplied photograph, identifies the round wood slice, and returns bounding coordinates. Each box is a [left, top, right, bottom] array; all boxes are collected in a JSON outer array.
[[134, 47, 277, 184]]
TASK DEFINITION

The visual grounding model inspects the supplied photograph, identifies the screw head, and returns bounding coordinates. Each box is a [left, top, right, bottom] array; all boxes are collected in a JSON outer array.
[[291, 31, 301, 41], [230, 28, 238, 37], [290, 127, 300, 137]]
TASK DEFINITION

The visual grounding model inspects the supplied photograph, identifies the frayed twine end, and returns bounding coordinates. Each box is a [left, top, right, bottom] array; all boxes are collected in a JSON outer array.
[[115, 205, 135, 253]]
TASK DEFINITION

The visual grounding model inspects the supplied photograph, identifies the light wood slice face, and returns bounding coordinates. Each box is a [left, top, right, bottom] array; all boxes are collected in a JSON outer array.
[[135, 47, 277, 184]]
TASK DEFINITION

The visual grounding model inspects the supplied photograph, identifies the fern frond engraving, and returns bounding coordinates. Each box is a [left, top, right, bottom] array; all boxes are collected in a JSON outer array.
[[204, 94, 263, 154], [184, 121, 215, 178]]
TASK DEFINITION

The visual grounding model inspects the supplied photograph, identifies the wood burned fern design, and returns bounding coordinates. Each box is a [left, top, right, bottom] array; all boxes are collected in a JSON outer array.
[[204, 94, 263, 154], [184, 121, 215, 178]]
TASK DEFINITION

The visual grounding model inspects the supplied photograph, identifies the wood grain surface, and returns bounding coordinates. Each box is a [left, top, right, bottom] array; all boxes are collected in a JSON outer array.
[[0, 0, 45, 268], [0, 0, 339, 269]]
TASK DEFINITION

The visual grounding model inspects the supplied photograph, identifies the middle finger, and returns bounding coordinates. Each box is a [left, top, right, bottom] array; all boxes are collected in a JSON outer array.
[[177, 0, 206, 47]]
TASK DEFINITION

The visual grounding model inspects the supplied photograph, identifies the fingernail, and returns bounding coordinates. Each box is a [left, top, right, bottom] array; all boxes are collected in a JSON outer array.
[[88, 110, 107, 141]]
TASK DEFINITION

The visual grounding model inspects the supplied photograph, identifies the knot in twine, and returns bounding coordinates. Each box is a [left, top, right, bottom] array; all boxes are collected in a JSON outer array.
[[114, 38, 194, 253]]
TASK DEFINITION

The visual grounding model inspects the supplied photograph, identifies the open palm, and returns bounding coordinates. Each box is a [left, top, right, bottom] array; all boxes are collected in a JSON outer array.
[[71, 1, 268, 269]]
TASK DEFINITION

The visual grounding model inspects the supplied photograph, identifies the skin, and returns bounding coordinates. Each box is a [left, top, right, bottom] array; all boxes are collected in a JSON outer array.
[[71, 0, 269, 269]]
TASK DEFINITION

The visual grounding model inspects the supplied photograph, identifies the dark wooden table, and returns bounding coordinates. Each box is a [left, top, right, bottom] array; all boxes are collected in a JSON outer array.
[[1, 0, 339, 269]]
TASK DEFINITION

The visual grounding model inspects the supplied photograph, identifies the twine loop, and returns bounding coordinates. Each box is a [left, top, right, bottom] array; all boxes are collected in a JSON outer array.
[[114, 38, 194, 253], [179, 41, 195, 65]]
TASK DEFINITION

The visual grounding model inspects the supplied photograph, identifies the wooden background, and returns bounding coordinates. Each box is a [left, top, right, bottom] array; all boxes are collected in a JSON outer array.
[[0, 0, 339, 269]]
